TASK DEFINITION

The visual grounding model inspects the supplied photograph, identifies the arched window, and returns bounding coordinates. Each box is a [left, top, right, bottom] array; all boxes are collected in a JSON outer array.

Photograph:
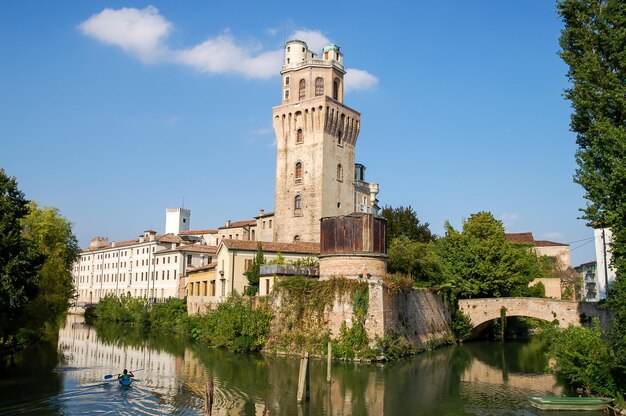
[[296, 128, 303, 144], [333, 78, 340, 100], [299, 79, 306, 100], [295, 162, 302, 181], [294, 195, 302, 210], [293, 235, 301, 242], [315, 77, 324, 96], [337, 164, 343, 181]]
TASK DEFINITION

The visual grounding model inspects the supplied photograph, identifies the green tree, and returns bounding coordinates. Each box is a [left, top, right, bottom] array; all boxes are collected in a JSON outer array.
[[244, 242, 264, 295], [19, 202, 79, 337], [436, 211, 541, 300], [381, 205, 433, 248], [557, 0, 626, 381], [387, 235, 444, 286], [0, 170, 43, 346]]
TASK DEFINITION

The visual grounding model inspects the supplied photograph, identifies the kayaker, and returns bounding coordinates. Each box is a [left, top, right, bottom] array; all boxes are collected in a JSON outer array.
[[118, 369, 134, 382]]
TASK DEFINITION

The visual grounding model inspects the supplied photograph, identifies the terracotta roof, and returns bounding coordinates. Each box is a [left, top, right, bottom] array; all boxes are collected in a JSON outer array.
[[155, 233, 184, 243], [188, 262, 217, 273], [81, 233, 183, 252], [535, 240, 569, 247], [179, 229, 218, 235], [221, 239, 320, 254], [156, 244, 218, 255], [505, 233, 535, 244], [218, 220, 257, 229]]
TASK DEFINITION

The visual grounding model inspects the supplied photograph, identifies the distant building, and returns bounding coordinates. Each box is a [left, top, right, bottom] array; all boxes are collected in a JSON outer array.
[[72, 210, 215, 305], [505, 232, 571, 267], [594, 227, 615, 300], [574, 260, 599, 302]]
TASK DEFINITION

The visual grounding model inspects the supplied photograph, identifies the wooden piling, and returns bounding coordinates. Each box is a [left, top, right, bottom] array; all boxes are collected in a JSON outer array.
[[297, 351, 310, 403], [204, 379, 214, 416], [326, 341, 332, 383]]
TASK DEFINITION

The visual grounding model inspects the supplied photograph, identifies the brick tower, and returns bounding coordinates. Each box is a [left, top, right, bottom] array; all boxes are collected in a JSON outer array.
[[273, 40, 361, 243]]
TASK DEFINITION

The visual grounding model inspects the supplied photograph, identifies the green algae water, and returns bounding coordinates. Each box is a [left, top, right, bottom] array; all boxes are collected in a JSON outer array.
[[0, 314, 604, 415]]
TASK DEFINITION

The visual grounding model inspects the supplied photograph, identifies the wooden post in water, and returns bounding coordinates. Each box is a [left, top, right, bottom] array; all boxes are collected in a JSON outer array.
[[297, 351, 310, 403], [204, 379, 214, 416], [326, 341, 332, 383]]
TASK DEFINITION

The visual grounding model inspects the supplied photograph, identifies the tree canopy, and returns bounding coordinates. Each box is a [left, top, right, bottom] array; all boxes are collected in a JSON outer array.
[[435, 212, 541, 300], [387, 236, 443, 286], [0, 169, 79, 350], [557, 0, 626, 380], [381, 205, 433, 248]]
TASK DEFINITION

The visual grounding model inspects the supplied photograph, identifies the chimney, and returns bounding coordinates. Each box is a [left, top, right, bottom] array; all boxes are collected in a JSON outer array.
[[225, 219, 231, 227], [259, 209, 265, 216]]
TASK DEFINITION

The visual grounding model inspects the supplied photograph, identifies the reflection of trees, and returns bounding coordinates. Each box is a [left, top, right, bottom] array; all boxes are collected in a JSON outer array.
[[463, 338, 550, 374], [93, 319, 189, 356], [0, 332, 64, 413]]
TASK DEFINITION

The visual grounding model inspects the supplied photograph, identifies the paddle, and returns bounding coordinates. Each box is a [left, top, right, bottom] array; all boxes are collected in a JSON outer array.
[[103, 368, 144, 380]]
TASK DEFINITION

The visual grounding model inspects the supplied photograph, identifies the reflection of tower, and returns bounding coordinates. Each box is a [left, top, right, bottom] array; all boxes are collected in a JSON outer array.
[[273, 40, 360, 243]]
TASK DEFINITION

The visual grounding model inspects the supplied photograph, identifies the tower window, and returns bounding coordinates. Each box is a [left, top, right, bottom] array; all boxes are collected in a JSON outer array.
[[294, 195, 302, 210], [293, 235, 301, 242], [315, 77, 324, 96], [296, 128, 303, 144], [295, 162, 303, 182], [285, 76, 290, 85], [299, 79, 306, 100], [333, 78, 340, 100], [338, 130, 343, 145], [284, 90, 289, 100], [337, 164, 343, 181]]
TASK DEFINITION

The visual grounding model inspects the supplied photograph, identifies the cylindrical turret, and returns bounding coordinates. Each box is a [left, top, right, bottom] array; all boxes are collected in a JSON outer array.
[[323, 44, 343, 65], [284, 39, 309, 66]]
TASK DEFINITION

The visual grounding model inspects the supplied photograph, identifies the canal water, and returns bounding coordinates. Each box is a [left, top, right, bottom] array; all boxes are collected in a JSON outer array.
[[0, 315, 603, 415]]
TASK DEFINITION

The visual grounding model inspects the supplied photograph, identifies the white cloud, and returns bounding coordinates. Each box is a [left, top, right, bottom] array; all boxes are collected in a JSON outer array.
[[175, 35, 282, 79], [79, 7, 378, 89], [345, 69, 379, 92], [289, 29, 331, 55], [78, 6, 171, 62]]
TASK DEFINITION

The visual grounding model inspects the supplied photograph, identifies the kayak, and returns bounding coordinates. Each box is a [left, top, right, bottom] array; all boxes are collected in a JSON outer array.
[[528, 395, 612, 411], [119, 378, 133, 387]]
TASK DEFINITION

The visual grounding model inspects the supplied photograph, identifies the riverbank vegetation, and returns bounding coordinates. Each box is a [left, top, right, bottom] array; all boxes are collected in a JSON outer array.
[[0, 170, 79, 355]]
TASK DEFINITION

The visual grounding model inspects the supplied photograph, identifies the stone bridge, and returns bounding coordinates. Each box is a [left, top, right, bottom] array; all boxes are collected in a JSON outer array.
[[459, 297, 606, 333]]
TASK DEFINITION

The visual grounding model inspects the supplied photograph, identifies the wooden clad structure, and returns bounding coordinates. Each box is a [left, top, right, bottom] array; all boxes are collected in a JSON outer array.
[[320, 213, 386, 255]]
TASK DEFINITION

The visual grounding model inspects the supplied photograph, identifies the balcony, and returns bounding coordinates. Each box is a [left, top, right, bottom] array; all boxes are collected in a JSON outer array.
[[259, 264, 319, 277]]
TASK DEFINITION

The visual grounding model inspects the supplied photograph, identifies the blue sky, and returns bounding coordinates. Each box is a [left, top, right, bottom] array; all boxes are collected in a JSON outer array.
[[0, 1, 597, 265]]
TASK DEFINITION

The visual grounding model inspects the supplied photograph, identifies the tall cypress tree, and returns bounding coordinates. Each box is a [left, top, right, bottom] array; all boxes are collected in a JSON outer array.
[[557, 0, 626, 378]]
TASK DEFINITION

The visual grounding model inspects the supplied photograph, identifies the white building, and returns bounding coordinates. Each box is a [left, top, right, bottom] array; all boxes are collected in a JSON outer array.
[[73, 209, 215, 305], [594, 227, 616, 299]]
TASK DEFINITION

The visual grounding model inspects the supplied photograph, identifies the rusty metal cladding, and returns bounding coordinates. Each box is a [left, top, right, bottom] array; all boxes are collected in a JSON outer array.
[[320, 214, 386, 255]]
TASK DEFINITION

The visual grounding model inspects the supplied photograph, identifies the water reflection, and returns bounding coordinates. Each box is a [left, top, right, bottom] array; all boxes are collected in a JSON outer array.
[[0, 315, 602, 416]]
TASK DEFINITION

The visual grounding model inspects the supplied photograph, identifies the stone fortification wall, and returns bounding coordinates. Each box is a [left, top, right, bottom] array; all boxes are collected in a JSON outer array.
[[267, 279, 452, 353], [381, 288, 452, 349]]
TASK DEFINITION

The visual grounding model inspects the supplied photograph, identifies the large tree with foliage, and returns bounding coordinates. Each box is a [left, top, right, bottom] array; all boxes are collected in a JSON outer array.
[[0, 170, 79, 350], [387, 235, 444, 286], [381, 205, 433, 249], [0, 170, 43, 345], [19, 202, 79, 337], [557, 0, 626, 381], [436, 211, 541, 300]]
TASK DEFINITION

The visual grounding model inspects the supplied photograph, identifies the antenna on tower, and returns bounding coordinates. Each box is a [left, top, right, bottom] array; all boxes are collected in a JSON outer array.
[[182, 197, 185, 208]]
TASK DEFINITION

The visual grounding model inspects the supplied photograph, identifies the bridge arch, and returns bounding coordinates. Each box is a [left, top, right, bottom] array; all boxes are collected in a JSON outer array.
[[459, 297, 604, 333]]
